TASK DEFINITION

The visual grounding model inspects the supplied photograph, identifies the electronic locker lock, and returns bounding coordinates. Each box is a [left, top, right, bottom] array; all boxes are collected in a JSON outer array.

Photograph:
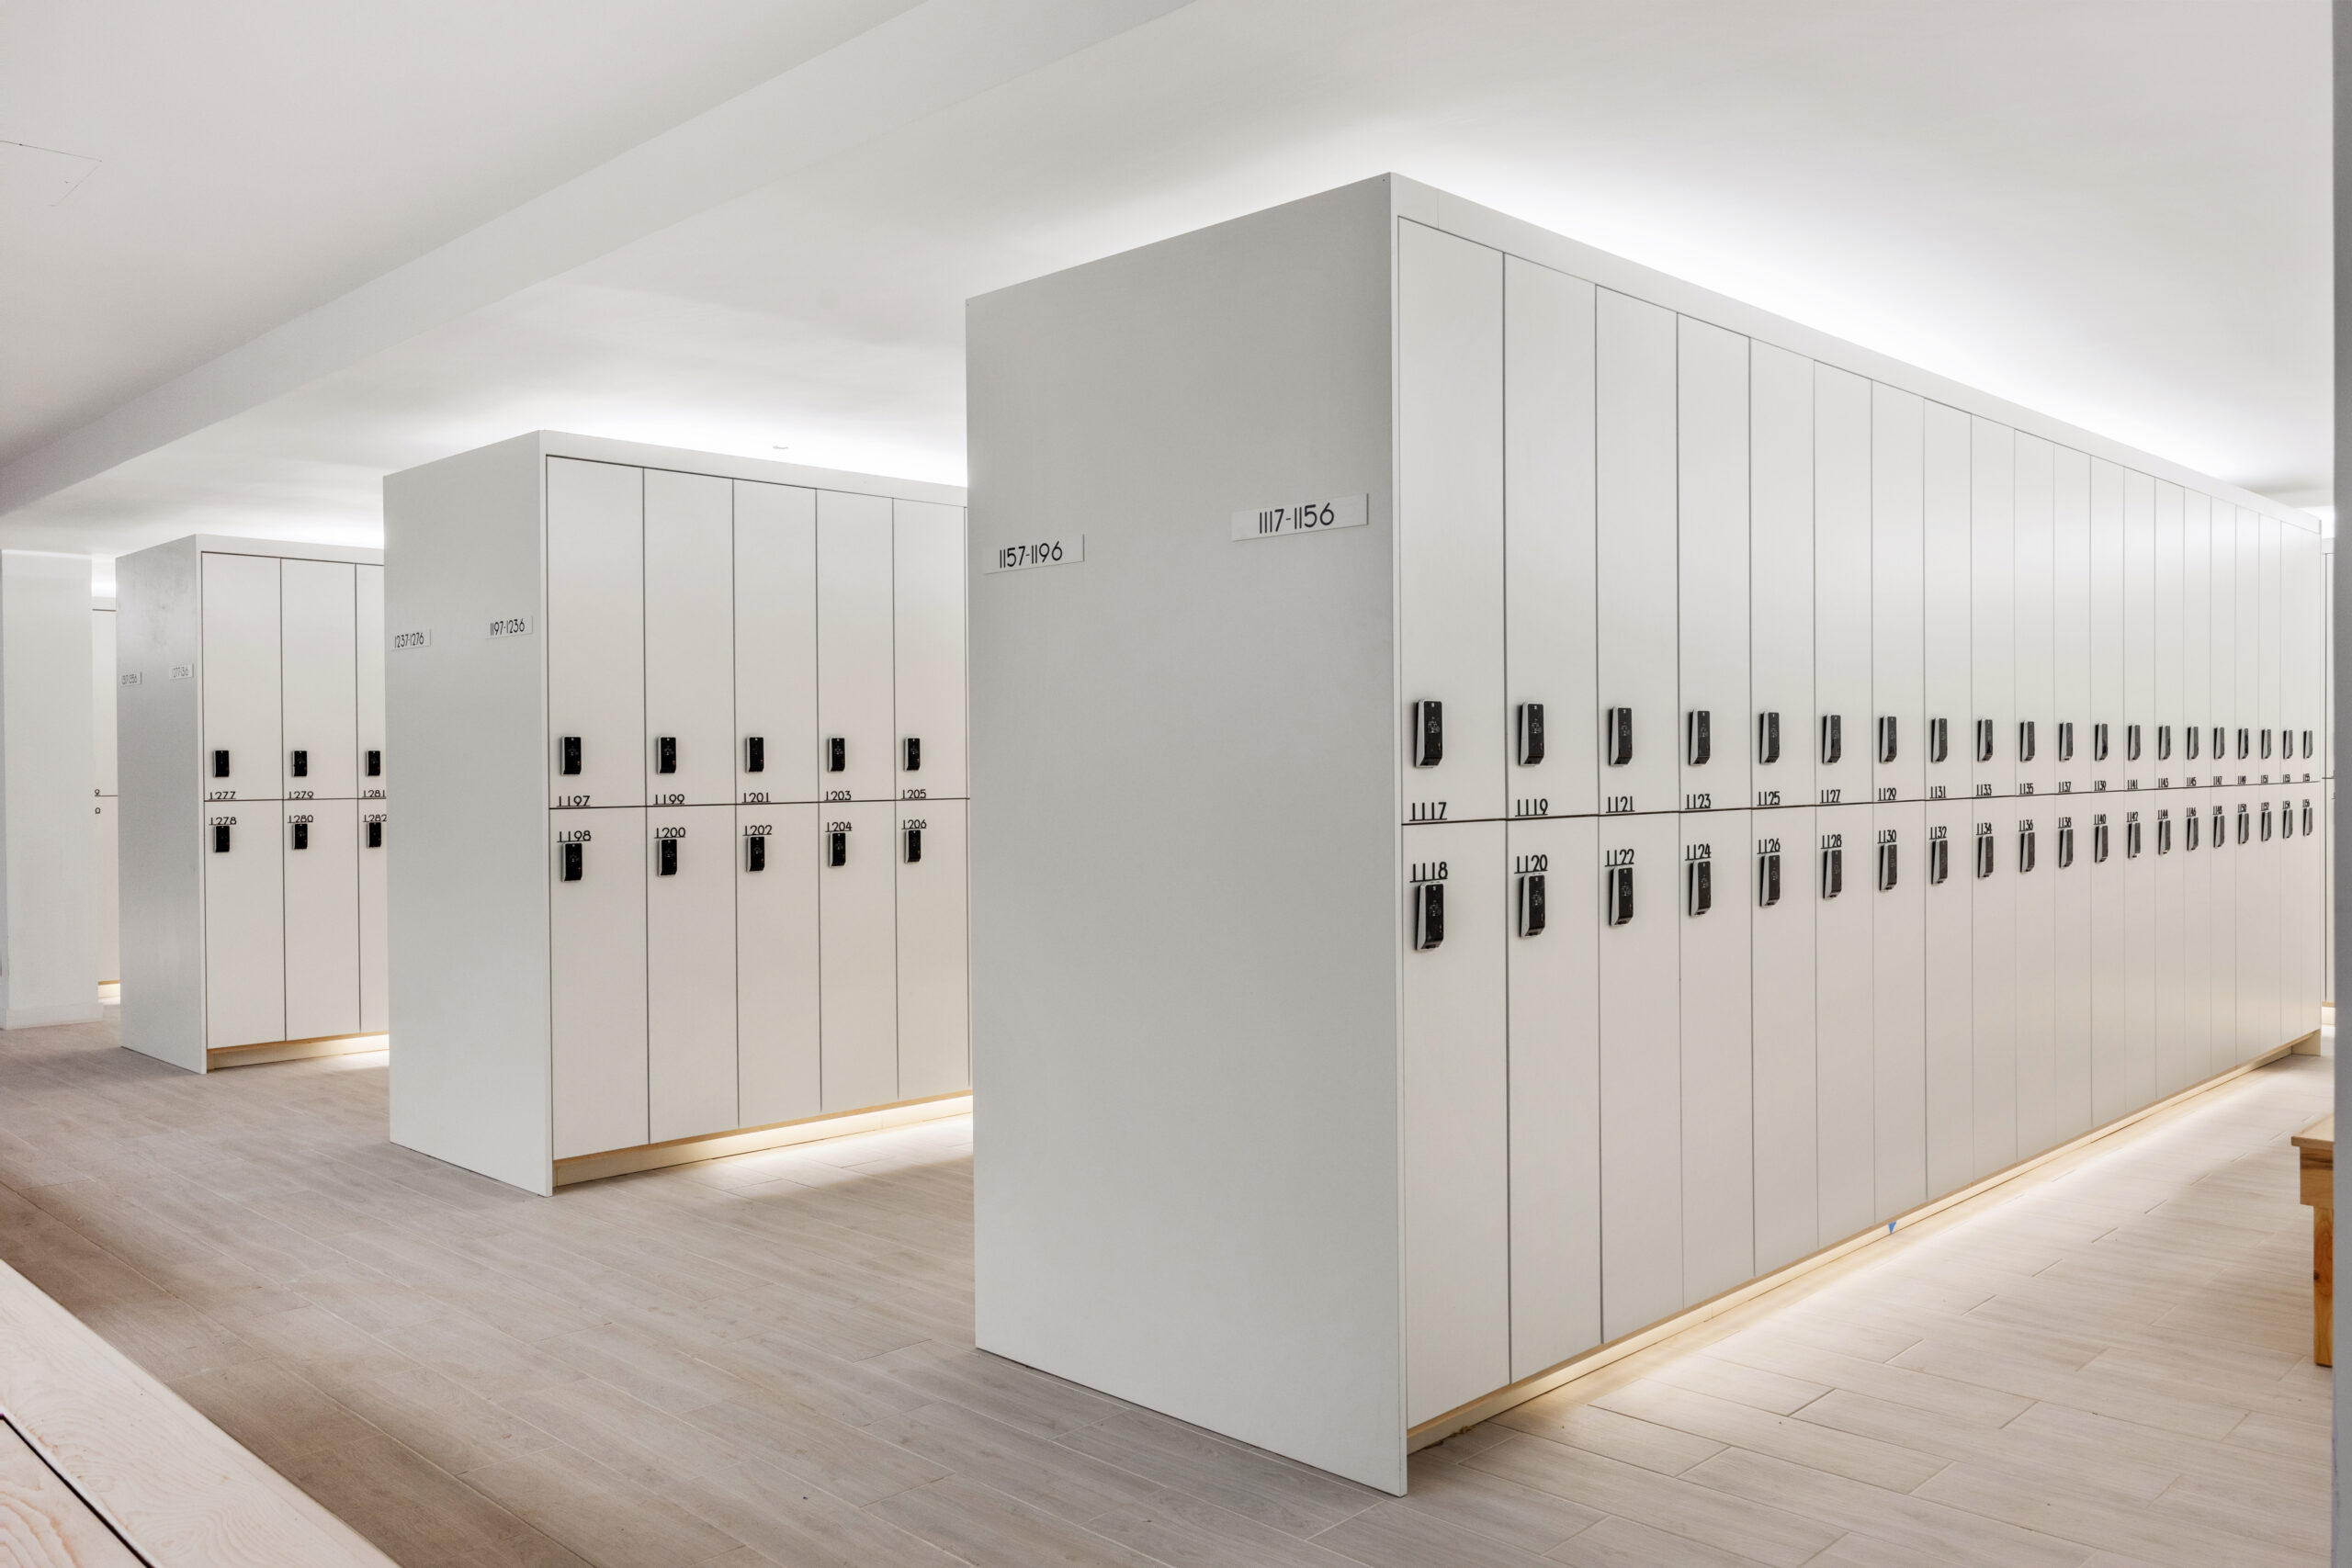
[[1518, 873, 1546, 936], [2211, 805, 2226, 846], [2055, 821, 2075, 868], [367, 749, 382, 777], [1413, 882, 1446, 949], [291, 821, 309, 851], [2261, 728, 2274, 760], [2236, 728, 2251, 761], [2211, 726, 2224, 761], [2280, 803, 2294, 840], [744, 736, 765, 773], [1605, 864, 1634, 925], [2303, 729, 2315, 759], [904, 737, 922, 773], [290, 749, 308, 778], [1757, 711, 1781, 765], [905, 827, 923, 863], [1604, 706, 1633, 767], [2057, 721, 2075, 762], [2156, 811, 2172, 854], [2125, 816, 2142, 858], [658, 837, 678, 876], [1928, 717, 1949, 764], [2235, 804, 2250, 844], [213, 749, 230, 779], [212, 822, 231, 853], [2126, 724, 2142, 762], [656, 737, 677, 775], [2156, 725, 2172, 761], [744, 835, 766, 873], [828, 829, 848, 867], [2093, 722, 2109, 762], [1928, 835, 1951, 885], [1687, 710, 1711, 767], [367, 820, 382, 849], [1758, 849, 1781, 906], [560, 841, 582, 881], [1975, 719, 1995, 764], [2018, 823, 2037, 873], [1516, 703, 1545, 765], [1875, 840, 1897, 893], [2093, 817, 2110, 863], [2261, 802, 2274, 840], [1819, 843, 1843, 898], [1975, 831, 1995, 879], [827, 737, 847, 773], [1687, 858, 1713, 915], [2302, 800, 2314, 835], [560, 736, 582, 775], [1819, 714, 1841, 766], [1876, 716, 1897, 765], [1411, 701, 1443, 767], [2017, 720, 2036, 762], [2185, 809, 2199, 852], [2185, 727, 2199, 761]]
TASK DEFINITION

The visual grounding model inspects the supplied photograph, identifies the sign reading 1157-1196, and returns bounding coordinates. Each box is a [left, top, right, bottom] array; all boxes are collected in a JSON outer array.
[[1231, 493, 1369, 541]]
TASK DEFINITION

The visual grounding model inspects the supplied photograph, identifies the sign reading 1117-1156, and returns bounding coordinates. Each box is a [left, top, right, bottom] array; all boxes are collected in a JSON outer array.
[[1231, 493, 1369, 541]]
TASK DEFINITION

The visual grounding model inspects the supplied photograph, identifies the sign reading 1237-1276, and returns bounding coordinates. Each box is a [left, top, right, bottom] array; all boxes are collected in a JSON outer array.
[[1231, 493, 1369, 541]]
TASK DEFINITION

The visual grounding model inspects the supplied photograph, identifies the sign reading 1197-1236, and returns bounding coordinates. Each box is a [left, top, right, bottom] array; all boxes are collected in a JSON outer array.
[[1232, 493, 1368, 541]]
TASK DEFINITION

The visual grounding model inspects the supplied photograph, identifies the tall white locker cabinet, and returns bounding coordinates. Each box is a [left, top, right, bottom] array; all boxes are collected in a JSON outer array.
[[383, 433, 969, 1197], [116, 537, 387, 1072], [965, 176, 2330, 1494], [93, 603, 119, 986]]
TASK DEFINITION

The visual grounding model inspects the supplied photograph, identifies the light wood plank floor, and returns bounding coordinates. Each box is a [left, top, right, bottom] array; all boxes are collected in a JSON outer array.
[[0, 1016, 2327, 1568]]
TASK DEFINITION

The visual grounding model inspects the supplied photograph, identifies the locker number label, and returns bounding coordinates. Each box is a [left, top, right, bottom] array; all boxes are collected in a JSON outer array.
[[169, 664, 194, 681], [119, 671, 141, 687], [391, 629, 432, 649], [985, 536, 1083, 573], [486, 616, 533, 639], [1231, 493, 1368, 541]]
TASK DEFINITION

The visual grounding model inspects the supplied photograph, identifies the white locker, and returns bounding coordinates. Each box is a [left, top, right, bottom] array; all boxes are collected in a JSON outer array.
[[2236, 788, 2278, 1058], [1871, 800, 1925, 1218], [2177, 789, 2211, 1083], [1598, 811, 1679, 1337], [737, 803, 821, 1126], [819, 800, 899, 1111], [1749, 345, 1815, 811], [2183, 496, 2212, 785], [1678, 318, 1750, 811], [2280, 793, 2318, 1041], [2087, 801, 2127, 1122], [1680, 808, 1753, 1302], [816, 492, 897, 803], [1815, 801, 1874, 1239], [201, 553, 281, 799], [359, 804, 388, 1033], [280, 558, 357, 800], [2120, 801, 2155, 1109], [1970, 420, 2016, 800], [2048, 801, 2093, 1141], [1969, 810, 2016, 1179], [356, 564, 385, 795], [1401, 820, 1508, 1423], [2011, 803, 2057, 1157], [1596, 289, 1679, 816], [2088, 462, 2125, 793], [94, 796, 119, 985], [647, 805, 738, 1144], [1505, 258, 1599, 821], [2211, 508, 2237, 784], [1871, 388, 1925, 804], [1507, 815, 1600, 1378], [2121, 472, 2155, 790], [643, 470, 735, 807], [1922, 796, 1974, 1194], [2151, 799, 2187, 1096], [551, 809, 648, 1158], [548, 458, 645, 808], [1815, 368, 1872, 808], [1923, 404, 1973, 802], [2013, 435, 2055, 799], [2051, 447, 2092, 795], [897, 798, 971, 1099], [894, 502, 970, 802], [203, 805, 284, 1048], [2154, 484, 2183, 788], [282, 799, 359, 1042], [1749, 806, 1817, 1272], [2236, 511, 2260, 775], [2206, 792, 2238, 1076], [734, 482, 818, 806], [2260, 519, 2282, 772], [2287, 529, 2324, 774]]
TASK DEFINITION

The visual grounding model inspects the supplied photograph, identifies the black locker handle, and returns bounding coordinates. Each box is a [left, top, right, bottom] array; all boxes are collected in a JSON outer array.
[[2018, 720, 2036, 763], [2237, 728, 2250, 760], [1758, 851, 1781, 907], [1928, 836, 1950, 885], [366, 749, 382, 777], [289, 749, 308, 778], [2057, 721, 2074, 762], [2261, 728, 2274, 760], [560, 737, 582, 776], [1877, 841, 1897, 893], [2094, 820, 2109, 863], [744, 736, 765, 773], [213, 749, 230, 779], [212, 822, 231, 852], [2185, 726, 2199, 761], [1605, 707, 1634, 767], [560, 841, 582, 881], [658, 837, 677, 876], [290, 821, 308, 851], [367, 819, 382, 849], [1820, 845, 1843, 898], [1975, 718, 1995, 764], [1687, 710, 1711, 768], [2056, 824, 2074, 868], [2094, 722, 2109, 762], [1606, 863, 1635, 925], [1518, 703, 1545, 766], [2156, 724, 2172, 761], [2018, 827, 2036, 874], [1820, 714, 1841, 767], [828, 737, 847, 773], [656, 737, 677, 775], [2157, 814, 2172, 854], [1975, 833, 1994, 879], [744, 834, 766, 873], [1519, 873, 1546, 936], [1929, 717, 1949, 764], [1414, 882, 1446, 949], [1877, 716, 1897, 765], [1687, 858, 1713, 916], [1757, 711, 1781, 766], [828, 829, 848, 866], [905, 827, 924, 863], [2126, 723, 2142, 762], [1412, 701, 1444, 767], [2126, 818, 2141, 859]]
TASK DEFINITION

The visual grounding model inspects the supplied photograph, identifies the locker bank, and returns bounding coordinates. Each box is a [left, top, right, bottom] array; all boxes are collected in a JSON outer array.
[[965, 175, 2331, 1491]]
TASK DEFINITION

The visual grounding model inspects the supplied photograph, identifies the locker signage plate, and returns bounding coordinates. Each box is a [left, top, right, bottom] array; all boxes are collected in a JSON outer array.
[[1230, 493, 1369, 541], [119, 671, 141, 686], [983, 536, 1084, 573], [169, 663, 193, 680], [390, 629, 432, 650], [485, 615, 533, 639]]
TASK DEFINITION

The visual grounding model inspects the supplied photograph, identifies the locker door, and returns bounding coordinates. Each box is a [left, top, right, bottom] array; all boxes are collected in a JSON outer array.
[[1871, 799, 1925, 1218], [2150, 800, 2188, 1095], [2051, 448, 2091, 795], [1750, 344, 1815, 810], [1508, 815, 1600, 1378], [1679, 318, 1750, 811], [816, 492, 896, 803], [1399, 222, 1503, 826], [200, 553, 281, 799], [648, 805, 737, 1144], [93, 607, 118, 796], [282, 800, 359, 1041], [547, 459, 644, 808], [1970, 811, 2016, 1178], [2122, 472, 2155, 791], [643, 470, 734, 807], [2237, 787, 2278, 1057], [2177, 789, 2210, 1083], [1681, 809, 1753, 1302], [1815, 368, 1871, 808], [2211, 506, 2237, 785], [2088, 462, 2124, 794], [280, 558, 357, 800], [1923, 405, 1973, 802], [1971, 420, 2016, 801], [2292, 793, 2323, 1036], [1401, 819, 1507, 1423], [2048, 802, 2093, 1140], [1596, 289, 1678, 816], [2088, 802, 2127, 1122], [2012, 804, 2056, 1157], [735, 482, 818, 807], [356, 565, 386, 796], [2154, 484, 2183, 791], [2013, 435, 2054, 800], [2121, 802, 2155, 1111], [737, 803, 820, 1126], [1598, 811, 1679, 1337], [1922, 796, 1974, 1194], [894, 501, 969, 802], [897, 798, 970, 1100], [2260, 518, 2282, 774], [2237, 510, 2260, 780], [203, 806, 284, 1047], [1871, 387, 1925, 805], [2182, 496, 2211, 788], [2206, 792, 2238, 1076], [94, 797, 119, 985], [2288, 528, 2324, 779], [1750, 806, 1816, 1272], [359, 806, 387, 1033], [1815, 800, 1874, 1239], [551, 809, 647, 1158], [820, 800, 899, 1111], [1505, 258, 1599, 821]]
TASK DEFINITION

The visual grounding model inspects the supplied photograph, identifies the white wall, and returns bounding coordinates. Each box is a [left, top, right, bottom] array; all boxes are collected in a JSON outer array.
[[0, 552, 100, 1027]]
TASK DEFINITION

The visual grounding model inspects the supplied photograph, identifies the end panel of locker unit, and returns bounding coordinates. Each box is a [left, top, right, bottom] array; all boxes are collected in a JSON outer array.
[[1871, 387, 1925, 805], [550, 807, 649, 1159], [1505, 814, 1600, 1380], [1969, 808, 2017, 1179], [199, 552, 282, 799], [94, 797, 119, 986], [547, 458, 645, 808], [1813, 368, 1871, 808], [1503, 257, 1598, 821], [1871, 800, 1925, 1219], [202, 802, 284, 1050], [1680, 808, 1753, 1303], [1923, 404, 1973, 803], [1594, 289, 1678, 816], [93, 606, 119, 797], [897, 798, 971, 1100], [1815, 801, 1875, 1239], [280, 558, 358, 800], [819, 800, 899, 1111], [1597, 810, 1680, 1337], [1921, 796, 1975, 1195], [356, 564, 385, 795], [817, 491, 896, 803], [1969, 420, 2016, 801], [282, 799, 360, 1043], [2013, 435, 2055, 801], [2088, 461, 2125, 795], [642, 469, 735, 807], [2011, 803, 2057, 1159], [2050, 447, 2091, 796], [734, 482, 818, 806], [2121, 472, 2157, 792], [1749, 344, 1815, 811], [2120, 804, 2155, 1111], [1678, 318, 1750, 811], [738, 803, 820, 1125], [2047, 800, 2093, 1143], [894, 501, 969, 803], [2181, 495, 2211, 788], [2087, 801, 2128, 1122], [2153, 484, 2183, 793], [1750, 805, 1817, 1272], [1401, 819, 1508, 1424], [359, 805, 388, 1033], [648, 805, 739, 1144]]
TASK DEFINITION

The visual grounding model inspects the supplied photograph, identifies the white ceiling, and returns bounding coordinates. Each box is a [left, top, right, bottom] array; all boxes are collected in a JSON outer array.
[[2, 0, 2330, 565]]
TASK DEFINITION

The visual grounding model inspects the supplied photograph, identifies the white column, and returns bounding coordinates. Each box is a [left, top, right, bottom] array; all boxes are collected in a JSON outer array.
[[0, 551, 100, 1027]]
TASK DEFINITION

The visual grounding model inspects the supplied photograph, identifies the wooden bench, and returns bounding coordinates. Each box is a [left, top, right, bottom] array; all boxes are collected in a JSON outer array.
[[2293, 1114, 2333, 1366]]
